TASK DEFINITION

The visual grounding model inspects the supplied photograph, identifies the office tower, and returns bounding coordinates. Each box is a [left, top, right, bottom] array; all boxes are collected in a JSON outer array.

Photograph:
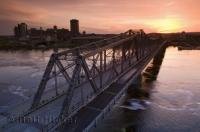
[[70, 19, 79, 37]]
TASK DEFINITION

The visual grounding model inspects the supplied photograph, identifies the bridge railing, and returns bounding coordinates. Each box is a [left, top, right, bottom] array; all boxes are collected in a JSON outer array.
[[2, 30, 164, 131], [45, 37, 166, 130]]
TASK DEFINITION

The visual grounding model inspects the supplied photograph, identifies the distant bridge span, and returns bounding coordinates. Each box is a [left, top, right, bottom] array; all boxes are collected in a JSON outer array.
[[1, 30, 166, 132]]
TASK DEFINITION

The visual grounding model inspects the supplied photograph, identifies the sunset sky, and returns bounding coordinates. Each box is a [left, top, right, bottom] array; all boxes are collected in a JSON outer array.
[[0, 0, 200, 35]]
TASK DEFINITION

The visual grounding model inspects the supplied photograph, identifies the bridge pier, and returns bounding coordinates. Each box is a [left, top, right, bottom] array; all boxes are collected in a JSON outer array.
[[143, 46, 166, 82], [126, 73, 149, 99], [130, 74, 142, 89]]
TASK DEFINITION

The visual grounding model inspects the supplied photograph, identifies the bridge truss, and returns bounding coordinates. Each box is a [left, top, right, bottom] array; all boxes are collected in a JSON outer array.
[[25, 29, 162, 130]]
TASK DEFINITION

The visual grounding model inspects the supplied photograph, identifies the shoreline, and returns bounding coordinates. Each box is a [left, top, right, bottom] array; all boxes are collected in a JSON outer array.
[[0, 38, 81, 51]]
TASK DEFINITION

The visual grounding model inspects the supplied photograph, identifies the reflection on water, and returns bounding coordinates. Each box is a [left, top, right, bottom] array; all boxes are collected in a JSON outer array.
[[94, 47, 200, 132], [119, 47, 166, 111], [0, 49, 54, 110], [0, 47, 200, 131]]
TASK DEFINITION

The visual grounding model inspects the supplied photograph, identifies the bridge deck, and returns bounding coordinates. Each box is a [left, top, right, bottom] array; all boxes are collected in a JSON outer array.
[[58, 48, 159, 132], [0, 58, 138, 131], [0, 29, 166, 132]]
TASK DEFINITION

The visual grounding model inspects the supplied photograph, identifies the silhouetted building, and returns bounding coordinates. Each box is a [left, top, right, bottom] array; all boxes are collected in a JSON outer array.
[[70, 19, 79, 37], [29, 27, 44, 40], [14, 19, 81, 42], [14, 23, 28, 39], [45, 28, 56, 41], [14, 26, 19, 37], [45, 26, 70, 41], [57, 28, 70, 41]]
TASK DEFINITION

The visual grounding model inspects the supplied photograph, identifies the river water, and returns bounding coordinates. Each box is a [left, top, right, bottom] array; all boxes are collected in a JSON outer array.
[[94, 46, 200, 132], [0, 47, 200, 131], [0, 49, 53, 110]]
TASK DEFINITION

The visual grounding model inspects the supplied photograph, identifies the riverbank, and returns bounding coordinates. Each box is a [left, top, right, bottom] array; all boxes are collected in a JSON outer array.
[[178, 45, 200, 50], [0, 36, 81, 50]]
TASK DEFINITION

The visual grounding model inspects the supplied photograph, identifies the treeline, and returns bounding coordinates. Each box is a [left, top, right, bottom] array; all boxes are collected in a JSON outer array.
[[0, 37, 82, 50]]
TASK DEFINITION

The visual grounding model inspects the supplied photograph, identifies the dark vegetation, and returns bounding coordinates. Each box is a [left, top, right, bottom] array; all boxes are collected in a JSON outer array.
[[0, 36, 81, 50], [1, 32, 200, 51]]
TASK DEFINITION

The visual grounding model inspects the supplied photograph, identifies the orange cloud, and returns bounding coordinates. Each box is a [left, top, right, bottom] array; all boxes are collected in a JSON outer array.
[[0, 0, 200, 35]]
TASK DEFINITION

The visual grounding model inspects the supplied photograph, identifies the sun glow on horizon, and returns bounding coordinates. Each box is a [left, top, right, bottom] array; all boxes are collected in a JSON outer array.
[[147, 17, 184, 33]]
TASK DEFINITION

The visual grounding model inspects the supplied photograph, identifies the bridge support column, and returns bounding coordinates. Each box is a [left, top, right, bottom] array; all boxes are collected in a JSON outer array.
[[143, 46, 166, 82], [131, 73, 142, 89]]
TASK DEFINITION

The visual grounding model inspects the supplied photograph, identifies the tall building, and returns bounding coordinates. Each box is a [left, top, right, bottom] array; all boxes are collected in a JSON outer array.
[[14, 23, 28, 39], [70, 19, 79, 37], [14, 26, 19, 37]]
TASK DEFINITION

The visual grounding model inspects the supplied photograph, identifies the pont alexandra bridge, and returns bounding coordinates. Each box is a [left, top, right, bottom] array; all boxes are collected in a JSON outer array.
[[0, 29, 167, 132]]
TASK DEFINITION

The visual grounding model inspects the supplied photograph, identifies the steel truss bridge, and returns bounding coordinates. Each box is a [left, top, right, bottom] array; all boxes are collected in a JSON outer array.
[[1, 29, 166, 132]]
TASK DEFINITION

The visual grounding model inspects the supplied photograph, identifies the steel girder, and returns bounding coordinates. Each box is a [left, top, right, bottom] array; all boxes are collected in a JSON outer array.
[[31, 54, 55, 109], [30, 29, 162, 123]]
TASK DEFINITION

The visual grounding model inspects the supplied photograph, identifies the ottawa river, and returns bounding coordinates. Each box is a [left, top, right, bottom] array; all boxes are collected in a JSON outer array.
[[0, 46, 200, 131], [95, 47, 200, 132]]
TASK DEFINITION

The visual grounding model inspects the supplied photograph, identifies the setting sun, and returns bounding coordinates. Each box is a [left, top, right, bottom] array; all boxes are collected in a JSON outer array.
[[147, 17, 184, 33]]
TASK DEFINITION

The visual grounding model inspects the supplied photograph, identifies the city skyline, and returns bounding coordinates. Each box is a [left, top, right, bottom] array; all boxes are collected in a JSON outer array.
[[1, 0, 200, 35], [13, 19, 80, 41]]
